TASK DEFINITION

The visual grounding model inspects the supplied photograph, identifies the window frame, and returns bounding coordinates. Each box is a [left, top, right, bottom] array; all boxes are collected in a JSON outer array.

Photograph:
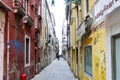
[[38, 32, 41, 48], [84, 45, 92, 76], [111, 33, 120, 80], [84, 0, 89, 16], [25, 35, 30, 67]]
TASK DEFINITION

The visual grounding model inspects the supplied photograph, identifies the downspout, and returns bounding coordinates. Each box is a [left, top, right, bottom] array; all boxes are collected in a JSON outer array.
[[69, 0, 71, 50], [7, 17, 10, 80]]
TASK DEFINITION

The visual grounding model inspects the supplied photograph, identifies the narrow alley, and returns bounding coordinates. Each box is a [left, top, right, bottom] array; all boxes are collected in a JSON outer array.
[[31, 58, 77, 80], [1, 0, 120, 80]]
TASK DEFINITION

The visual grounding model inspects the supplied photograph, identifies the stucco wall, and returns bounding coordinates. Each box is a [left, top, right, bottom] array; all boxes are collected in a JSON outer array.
[[92, 28, 106, 80], [0, 10, 5, 80], [106, 6, 120, 80]]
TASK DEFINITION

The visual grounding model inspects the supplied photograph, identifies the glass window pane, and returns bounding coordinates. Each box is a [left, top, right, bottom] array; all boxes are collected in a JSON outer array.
[[26, 38, 29, 64], [84, 46, 92, 76], [115, 37, 120, 80]]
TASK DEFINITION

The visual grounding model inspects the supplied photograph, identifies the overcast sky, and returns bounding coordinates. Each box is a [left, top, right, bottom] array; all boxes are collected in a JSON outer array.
[[48, 0, 66, 54], [50, 0, 65, 41]]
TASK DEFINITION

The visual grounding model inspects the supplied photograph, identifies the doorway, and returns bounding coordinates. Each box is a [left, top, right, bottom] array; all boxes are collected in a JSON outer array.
[[76, 48, 78, 77]]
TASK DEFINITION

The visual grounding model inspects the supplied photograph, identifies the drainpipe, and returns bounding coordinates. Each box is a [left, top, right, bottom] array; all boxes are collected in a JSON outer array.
[[7, 17, 10, 80]]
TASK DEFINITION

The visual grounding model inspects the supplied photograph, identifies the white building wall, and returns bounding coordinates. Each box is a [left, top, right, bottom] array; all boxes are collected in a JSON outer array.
[[94, 0, 120, 80], [106, 6, 120, 80]]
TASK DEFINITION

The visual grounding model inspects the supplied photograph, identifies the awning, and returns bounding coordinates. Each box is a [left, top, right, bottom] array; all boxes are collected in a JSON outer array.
[[0, 1, 13, 12]]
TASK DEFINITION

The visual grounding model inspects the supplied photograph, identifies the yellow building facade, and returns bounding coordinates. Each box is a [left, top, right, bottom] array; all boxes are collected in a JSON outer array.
[[70, 0, 106, 80], [69, 0, 120, 80], [70, 3, 77, 76]]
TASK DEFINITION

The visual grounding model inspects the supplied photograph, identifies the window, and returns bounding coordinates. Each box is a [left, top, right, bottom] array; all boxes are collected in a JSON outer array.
[[86, 0, 89, 12], [84, 45, 92, 76], [84, 0, 89, 15], [26, 38, 29, 64], [67, 0, 70, 2], [80, 47, 82, 66], [76, 8, 78, 29], [51, 0, 55, 5], [38, 32, 41, 47], [28, 1, 30, 15], [23, 0, 27, 12], [38, 57, 40, 63], [25, 36, 30, 66], [23, 0, 30, 15], [76, 48, 78, 64], [112, 35, 120, 80]]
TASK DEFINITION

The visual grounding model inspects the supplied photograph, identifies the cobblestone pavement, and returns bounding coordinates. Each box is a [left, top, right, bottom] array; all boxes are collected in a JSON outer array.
[[31, 58, 77, 80]]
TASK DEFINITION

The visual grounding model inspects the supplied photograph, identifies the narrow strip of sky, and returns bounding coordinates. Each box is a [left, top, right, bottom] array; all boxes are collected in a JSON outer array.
[[48, 0, 65, 54]]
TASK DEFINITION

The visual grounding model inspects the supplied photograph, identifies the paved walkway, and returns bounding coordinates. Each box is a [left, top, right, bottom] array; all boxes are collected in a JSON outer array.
[[31, 58, 77, 80]]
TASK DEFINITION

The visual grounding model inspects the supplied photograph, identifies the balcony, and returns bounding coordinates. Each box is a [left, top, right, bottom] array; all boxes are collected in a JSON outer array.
[[13, 0, 25, 16], [23, 14, 33, 26], [0, 1, 13, 12]]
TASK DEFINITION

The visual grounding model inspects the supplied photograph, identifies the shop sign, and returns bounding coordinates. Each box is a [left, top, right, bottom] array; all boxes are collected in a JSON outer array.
[[95, 0, 120, 23], [77, 22, 85, 38]]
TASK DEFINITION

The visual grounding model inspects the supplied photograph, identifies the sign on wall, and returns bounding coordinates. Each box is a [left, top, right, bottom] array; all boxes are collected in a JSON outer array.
[[76, 22, 85, 40], [95, 0, 120, 23]]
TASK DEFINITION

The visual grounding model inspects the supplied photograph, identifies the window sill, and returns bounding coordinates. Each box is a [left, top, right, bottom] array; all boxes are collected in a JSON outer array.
[[84, 72, 92, 80], [25, 63, 30, 67]]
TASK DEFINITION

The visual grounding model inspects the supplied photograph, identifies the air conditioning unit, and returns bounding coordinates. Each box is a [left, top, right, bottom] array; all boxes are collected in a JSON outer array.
[[23, 15, 28, 23]]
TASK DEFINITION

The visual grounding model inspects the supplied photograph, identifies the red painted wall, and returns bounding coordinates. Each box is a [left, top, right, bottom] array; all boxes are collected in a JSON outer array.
[[2, 0, 42, 79]]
